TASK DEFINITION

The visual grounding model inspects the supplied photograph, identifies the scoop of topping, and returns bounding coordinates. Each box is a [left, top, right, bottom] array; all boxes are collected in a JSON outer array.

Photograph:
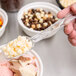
[[2, 36, 32, 58]]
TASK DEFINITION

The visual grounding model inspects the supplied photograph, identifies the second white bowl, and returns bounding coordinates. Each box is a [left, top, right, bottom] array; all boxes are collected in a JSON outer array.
[[17, 2, 61, 37]]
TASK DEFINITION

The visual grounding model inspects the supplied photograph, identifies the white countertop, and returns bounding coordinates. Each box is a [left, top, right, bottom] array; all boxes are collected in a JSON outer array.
[[0, 0, 76, 76]]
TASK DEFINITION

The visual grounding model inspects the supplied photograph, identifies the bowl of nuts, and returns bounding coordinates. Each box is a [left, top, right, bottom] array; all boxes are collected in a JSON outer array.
[[0, 8, 8, 37], [17, 2, 61, 37]]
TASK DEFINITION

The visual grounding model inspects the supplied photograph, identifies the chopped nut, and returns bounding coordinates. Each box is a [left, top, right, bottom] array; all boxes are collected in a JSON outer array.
[[34, 18, 38, 22], [36, 12, 40, 16], [43, 16, 47, 20], [37, 16, 41, 19], [48, 14, 53, 18], [45, 14, 48, 18], [29, 16, 32, 19], [43, 22, 48, 27], [26, 23, 30, 26], [29, 15, 33, 20], [31, 24, 36, 29], [36, 8, 43, 12], [48, 21, 52, 25], [48, 11, 51, 14], [41, 11, 45, 15], [37, 24, 41, 28], [28, 13, 31, 16], [40, 13, 44, 17], [23, 12, 28, 16], [36, 8, 40, 12], [39, 18, 43, 23], [25, 15, 28, 18], [51, 19, 56, 23], [28, 9, 32, 13], [25, 19, 29, 22], [36, 13, 41, 19]]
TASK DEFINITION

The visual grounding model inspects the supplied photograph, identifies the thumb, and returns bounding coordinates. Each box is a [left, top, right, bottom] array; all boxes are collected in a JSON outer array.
[[57, 7, 70, 18], [71, 3, 76, 14]]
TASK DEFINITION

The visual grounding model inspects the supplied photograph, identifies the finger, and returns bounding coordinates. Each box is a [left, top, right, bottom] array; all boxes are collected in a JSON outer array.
[[68, 37, 76, 46], [71, 3, 76, 14], [14, 74, 17, 76], [64, 21, 73, 34], [73, 22, 76, 30], [69, 30, 76, 38], [9, 66, 15, 72], [57, 7, 70, 18]]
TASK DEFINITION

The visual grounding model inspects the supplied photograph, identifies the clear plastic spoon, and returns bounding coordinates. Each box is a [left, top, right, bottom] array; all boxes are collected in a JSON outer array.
[[0, 14, 76, 60], [30, 13, 76, 43]]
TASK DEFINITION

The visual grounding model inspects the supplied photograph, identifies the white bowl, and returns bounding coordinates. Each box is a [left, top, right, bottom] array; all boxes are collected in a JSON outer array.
[[17, 2, 61, 37], [0, 8, 8, 37], [0, 45, 43, 76]]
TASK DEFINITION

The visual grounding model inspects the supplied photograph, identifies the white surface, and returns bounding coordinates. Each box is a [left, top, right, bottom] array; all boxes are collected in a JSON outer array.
[[0, 0, 76, 76]]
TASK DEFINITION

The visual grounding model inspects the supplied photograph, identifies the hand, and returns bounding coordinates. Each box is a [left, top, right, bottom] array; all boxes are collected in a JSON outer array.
[[57, 3, 76, 46]]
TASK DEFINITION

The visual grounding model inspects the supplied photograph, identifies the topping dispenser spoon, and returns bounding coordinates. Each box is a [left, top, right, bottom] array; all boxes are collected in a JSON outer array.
[[30, 13, 76, 43]]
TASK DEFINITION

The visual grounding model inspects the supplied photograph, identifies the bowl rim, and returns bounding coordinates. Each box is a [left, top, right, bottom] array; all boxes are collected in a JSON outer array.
[[0, 8, 8, 31], [17, 2, 61, 33]]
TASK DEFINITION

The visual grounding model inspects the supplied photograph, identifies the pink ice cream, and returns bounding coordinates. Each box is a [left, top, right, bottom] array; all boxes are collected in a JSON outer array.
[[0, 62, 13, 76]]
